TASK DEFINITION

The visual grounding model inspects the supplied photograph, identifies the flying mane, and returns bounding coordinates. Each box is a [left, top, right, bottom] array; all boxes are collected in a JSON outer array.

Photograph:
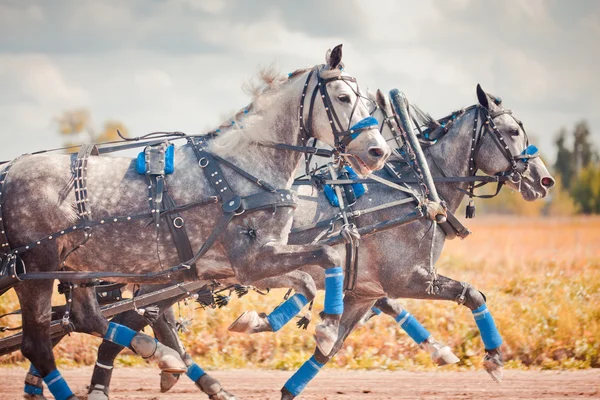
[[209, 66, 312, 155]]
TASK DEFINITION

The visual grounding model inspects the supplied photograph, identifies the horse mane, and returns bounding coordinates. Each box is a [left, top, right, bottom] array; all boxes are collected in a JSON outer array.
[[409, 104, 440, 131], [209, 66, 312, 154]]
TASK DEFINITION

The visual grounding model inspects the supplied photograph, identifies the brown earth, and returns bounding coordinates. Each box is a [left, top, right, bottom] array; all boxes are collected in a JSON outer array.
[[1, 367, 599, 400]]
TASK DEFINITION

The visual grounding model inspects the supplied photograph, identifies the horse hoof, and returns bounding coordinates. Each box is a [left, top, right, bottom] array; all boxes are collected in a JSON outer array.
[[160, 371, 180, 393], [314, 323, 337, 356], [228, 311, 270, 334], [483, 350, 504, 383], [434, 345, 460, 366], [87, 389, 109, 400], [23, 394, 48, 400], [209, 389, 238, 400], [154, 342, 187, 373]]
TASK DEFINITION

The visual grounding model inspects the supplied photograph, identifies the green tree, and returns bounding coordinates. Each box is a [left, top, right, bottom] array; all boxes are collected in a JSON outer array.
[[554, 128, 574, 189], [570, 165, 600, 214]]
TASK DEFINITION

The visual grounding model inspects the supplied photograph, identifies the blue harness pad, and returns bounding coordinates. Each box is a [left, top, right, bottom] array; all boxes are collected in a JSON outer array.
[[136, 143, 175, 175], [324, 165, 366, 207]]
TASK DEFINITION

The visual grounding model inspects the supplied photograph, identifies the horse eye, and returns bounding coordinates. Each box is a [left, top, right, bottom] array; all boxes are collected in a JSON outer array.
[[338, 94, 351, 104], [510, 128, 520, 137]]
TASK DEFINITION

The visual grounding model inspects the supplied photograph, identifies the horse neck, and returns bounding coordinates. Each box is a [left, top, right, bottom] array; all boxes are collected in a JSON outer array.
[[208, 83, 305, 190], [424, 108, 477, 213]]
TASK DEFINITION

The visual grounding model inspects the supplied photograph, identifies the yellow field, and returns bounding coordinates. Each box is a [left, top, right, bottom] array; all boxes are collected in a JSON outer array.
[[1, 216, 599, 371]]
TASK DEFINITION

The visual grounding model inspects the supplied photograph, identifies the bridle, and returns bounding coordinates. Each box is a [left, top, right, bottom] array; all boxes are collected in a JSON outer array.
[[464, 103, 539, 199], [298, 66, 378, 150]]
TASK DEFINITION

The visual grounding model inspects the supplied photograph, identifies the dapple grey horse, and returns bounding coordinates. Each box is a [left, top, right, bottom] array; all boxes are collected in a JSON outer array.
[[233, 84, 555, 399], [0, 45, 390, 400]]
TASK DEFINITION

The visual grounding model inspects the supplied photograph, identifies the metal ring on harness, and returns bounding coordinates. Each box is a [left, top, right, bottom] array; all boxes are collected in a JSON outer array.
[[198, 157, 209, 168], [173, 217, 184, 229]]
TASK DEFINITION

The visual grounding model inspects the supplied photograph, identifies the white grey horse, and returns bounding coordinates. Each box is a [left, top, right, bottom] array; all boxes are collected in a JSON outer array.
[[230, 84, 555, 399], [0, 45, 390, 400]]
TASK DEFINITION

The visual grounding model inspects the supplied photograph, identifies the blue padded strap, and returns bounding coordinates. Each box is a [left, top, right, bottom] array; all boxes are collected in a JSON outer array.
[[324, 266, 344, 315], [24, 364, 43, 395], [43, 369, 74, 400], [371, 307, 382, 315], [323, 184, 339, 207], [344, 165, 366, 197], [284, 356, 324, 396], [472, 304, 503, 350], [349, 116, 378, 139], [267, 293, 308, 332], [186, 362, 206, 382], [24, 384, 43, 395], [164, 144, 175, 174], [104, 322, 138, 348], [395, 310, 430, 344]]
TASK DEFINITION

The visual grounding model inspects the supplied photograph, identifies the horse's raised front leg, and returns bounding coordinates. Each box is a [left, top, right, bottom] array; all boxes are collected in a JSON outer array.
[[280, 293, 375, 400], [399, 271, 504, 382], [228, 270, 317, 334], [154, 308, 237, 400], [372, 297, 459, 366], [233, 243, 343, 355]]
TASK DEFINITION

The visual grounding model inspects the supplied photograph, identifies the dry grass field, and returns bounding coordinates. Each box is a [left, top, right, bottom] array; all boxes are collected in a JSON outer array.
[[1, 216, 599, 372]]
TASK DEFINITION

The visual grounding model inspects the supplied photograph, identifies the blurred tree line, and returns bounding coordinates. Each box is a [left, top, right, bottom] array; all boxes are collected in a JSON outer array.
[[56, 109, 128, 151], [478, 120, 599, 216]]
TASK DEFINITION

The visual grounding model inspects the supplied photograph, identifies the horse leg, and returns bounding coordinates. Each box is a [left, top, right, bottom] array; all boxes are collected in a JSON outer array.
[[15, 279, 78, 400], [400, 271, 503, 382], [280, 293, 375, 399], [62, 286, 186, 400], [234, 243, 343, 355], [372, 297, 459, 366], [24, 334, 66, 399], [228, 271, 317, 334], [153, 308, 237, 400]]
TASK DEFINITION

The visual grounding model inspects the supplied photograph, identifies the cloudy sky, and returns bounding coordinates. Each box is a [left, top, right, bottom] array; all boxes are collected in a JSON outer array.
[[1, 0, 598, 162]]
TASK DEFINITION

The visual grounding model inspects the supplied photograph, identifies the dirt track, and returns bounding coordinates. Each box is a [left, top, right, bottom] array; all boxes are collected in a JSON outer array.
[[1, 367, 599, 400]]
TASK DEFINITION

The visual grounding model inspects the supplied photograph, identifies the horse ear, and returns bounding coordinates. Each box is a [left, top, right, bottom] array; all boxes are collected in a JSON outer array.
[[476, 84, 490, 109], [327, 44, 343, 70], [375, 89, 387, 109]]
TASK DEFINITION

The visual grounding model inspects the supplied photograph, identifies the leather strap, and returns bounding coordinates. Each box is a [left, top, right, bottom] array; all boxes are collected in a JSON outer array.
[[163, 192, 197, 281], [73, 144, 98, 221]]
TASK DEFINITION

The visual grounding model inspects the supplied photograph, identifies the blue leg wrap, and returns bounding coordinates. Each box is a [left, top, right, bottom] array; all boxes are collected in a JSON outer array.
[[43, 369, 74, 400], [324, 267, 344, 315], [186, 362, 206, 382], [24, 364, 44, 395], [284, 356, 324, 396], [267, 293, 308, 332], [104, 322, 138, 348], [472, 304, 503, 350], [395, 310, 430, 344], [371, 307, 382, 315]]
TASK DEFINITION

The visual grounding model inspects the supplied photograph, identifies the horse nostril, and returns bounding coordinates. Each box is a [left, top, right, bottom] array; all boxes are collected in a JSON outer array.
[[541, 177, 555, 188], [368, 147, 385, 159]]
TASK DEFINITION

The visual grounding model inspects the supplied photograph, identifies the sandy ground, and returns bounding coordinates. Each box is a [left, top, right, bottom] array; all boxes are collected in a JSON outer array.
[[1, 367, 599, 400]]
